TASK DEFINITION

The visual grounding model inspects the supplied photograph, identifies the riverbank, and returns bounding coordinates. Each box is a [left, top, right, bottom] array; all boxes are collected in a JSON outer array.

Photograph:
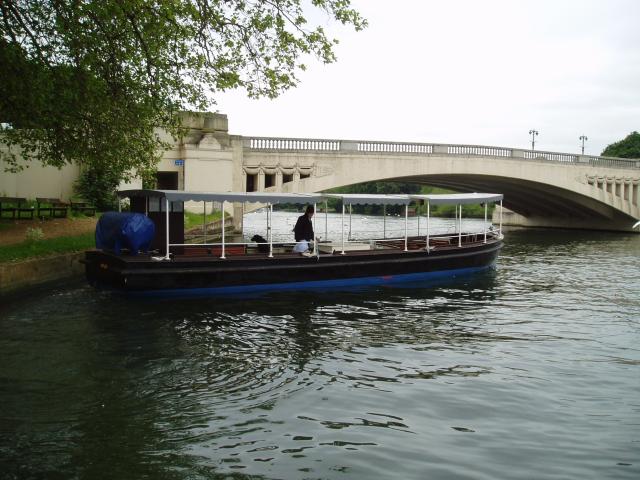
[[0, 217, 97, 297], [0, 216, 97, 246], [0, 252, 85, 298]]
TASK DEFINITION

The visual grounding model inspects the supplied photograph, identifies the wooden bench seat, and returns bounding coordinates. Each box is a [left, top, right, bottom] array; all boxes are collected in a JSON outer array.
[[70, 201, 96, 216], [36, 198, 68, 219], [0, 197, 34, 219], [429, 237, 452, 247]]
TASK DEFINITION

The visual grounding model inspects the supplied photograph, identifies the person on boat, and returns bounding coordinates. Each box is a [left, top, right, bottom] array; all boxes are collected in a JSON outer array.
[[293, 205, 314, 253]]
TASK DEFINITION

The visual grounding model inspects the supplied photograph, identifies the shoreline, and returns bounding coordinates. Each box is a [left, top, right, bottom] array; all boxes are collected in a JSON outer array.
[[0, 252, 85, 298]]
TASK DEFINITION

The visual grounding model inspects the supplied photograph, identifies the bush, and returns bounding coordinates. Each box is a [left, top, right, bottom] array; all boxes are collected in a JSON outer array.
[[75, 165, 121, 211]]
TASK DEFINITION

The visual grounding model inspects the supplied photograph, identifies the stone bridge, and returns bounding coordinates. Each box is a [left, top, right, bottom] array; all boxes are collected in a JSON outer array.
[[163, 114, 640, 232]]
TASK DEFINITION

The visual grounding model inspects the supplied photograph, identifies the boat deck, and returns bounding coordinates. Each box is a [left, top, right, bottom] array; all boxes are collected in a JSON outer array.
[[102, 233, 499, 264]]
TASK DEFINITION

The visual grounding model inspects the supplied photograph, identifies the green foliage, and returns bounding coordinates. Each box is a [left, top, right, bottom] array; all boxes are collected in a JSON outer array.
[[184, 210, 222, 230], [327, 181, 422, 215], [0, 232, 95, 263], [417, 186, 494, 218], [74, 165, 120, 211], [601, 132, 640, 158], [0, 0, 366, 179]]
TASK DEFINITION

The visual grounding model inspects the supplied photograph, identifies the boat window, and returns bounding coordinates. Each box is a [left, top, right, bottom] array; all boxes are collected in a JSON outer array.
[[148, 198, 184, 212]]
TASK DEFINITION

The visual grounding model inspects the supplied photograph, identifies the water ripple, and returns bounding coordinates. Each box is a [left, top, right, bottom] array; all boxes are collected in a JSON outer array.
[[1, 228, 639, 479]]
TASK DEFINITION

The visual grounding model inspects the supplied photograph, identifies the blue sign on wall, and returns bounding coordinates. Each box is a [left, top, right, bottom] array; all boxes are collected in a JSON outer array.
[[174, 159, 184, 166]]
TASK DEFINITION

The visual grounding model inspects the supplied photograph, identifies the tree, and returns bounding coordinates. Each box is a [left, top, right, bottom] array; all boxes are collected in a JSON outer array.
[[601, 131, 640, 158], [74, 163, 121, 211], [0, 0, 366, 179]]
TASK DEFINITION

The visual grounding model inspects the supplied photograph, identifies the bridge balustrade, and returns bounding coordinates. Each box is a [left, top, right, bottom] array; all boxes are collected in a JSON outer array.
[[356, 141, 433, 154], [448, 145, 511, 157], [248, 137, 340, 151], [582, 156, 639, 169], [245, 136, 640, 170], [523, 151, 577, 163]]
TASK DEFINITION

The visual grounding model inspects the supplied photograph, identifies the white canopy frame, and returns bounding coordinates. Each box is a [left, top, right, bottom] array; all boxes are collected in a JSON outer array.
[[409, 193, 504, 252], [116, 190, 503, 260], [324, 193, 411, 252], [117, 190, 324, 260]]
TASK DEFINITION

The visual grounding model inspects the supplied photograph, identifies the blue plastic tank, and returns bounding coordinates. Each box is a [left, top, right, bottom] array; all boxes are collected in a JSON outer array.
[[95, 212, 155, 255]]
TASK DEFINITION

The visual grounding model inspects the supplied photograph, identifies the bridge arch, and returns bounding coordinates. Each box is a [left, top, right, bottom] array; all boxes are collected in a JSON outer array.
[[241, 138, 640, 232]]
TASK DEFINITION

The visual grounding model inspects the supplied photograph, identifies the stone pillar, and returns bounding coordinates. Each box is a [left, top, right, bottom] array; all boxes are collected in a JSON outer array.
[[182, 113, 233, 213], [433, 145, 448, 154], [341, 141, 359, 152], [292, 169, 301, 193]]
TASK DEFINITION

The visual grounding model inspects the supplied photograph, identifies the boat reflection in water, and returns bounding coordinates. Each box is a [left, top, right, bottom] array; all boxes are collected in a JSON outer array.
[[84, 190, 504, 297]]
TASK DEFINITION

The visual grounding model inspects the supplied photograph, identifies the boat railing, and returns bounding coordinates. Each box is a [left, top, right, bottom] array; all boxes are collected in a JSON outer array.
[[171, 230, 500, 258], [144, 191, 504, 260]]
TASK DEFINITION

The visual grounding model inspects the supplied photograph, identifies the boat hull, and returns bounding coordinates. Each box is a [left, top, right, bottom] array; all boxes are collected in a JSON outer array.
[[85, 240, 502, 297]]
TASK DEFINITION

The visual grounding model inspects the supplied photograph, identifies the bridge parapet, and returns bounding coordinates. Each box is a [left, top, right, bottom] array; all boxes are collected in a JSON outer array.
[[245, 136, 640, 170]]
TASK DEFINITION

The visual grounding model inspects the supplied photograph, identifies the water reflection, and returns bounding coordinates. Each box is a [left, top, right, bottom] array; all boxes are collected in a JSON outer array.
[[1, 227, 639, 479]]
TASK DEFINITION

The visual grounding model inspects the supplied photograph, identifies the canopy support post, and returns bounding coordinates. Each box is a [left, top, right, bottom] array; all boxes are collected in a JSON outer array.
[[220, 201, 226, 259], [164, 198, 170, 260], [484, 203, 488, 243], [341, 203, 346, 255], [203, 201, 207, 245], [417, 205, 420, 236], [383, 204, 386, 239], [324, 200, 328, 240], [499, 199, 503, 238], [426, 201, 430, 252], [458, 204, 462, 247], [348, 204, 352, 240], [313, 202, 318, 257], [404, 204, 408, 251], [241, 202, 245, 237], [268, 203, 273, 258]]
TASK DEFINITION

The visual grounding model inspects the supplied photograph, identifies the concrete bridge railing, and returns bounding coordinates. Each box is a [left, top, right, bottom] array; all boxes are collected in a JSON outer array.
[[244, 137, 640, 170]]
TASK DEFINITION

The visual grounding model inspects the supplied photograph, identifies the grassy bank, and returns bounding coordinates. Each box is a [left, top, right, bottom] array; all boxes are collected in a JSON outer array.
[[0, 210, 223, 263], [0, 232, 95, 263], [184, 210, 222, 229]]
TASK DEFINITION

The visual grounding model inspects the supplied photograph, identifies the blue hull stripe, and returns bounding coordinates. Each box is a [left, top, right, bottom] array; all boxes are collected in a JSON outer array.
[[128, 265, 492, 298]]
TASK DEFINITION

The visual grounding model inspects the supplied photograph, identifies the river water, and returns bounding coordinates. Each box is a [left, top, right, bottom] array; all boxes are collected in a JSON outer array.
[[1, 212, 639, 480]]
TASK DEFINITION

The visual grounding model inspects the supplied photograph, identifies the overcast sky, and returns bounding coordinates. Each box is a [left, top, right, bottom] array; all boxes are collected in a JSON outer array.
[[215, 0, 640, 156]]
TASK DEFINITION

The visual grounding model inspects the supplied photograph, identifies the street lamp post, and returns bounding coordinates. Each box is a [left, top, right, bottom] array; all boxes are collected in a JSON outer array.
[[529, 129, 539, 151], [579, 135, 588, 155]]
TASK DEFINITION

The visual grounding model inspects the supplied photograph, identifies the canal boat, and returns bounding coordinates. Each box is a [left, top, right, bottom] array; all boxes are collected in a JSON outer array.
[[84, 190, 504, 296]]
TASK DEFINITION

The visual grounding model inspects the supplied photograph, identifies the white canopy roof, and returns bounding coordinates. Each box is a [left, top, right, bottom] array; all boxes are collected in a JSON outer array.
[[410, 193, 503, 205], [117, 190, 325, 204], [323, 193, 411, 205], [117, 189, 502, 206]]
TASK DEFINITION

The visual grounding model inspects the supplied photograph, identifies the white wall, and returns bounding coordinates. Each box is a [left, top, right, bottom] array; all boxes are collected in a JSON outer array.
[[0, 153, 80, 200]]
